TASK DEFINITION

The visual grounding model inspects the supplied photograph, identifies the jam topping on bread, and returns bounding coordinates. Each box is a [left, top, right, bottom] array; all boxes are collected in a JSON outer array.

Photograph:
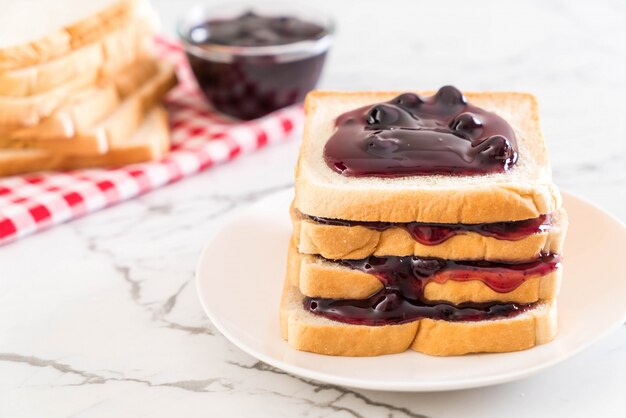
[[324, 86, 519, 177]]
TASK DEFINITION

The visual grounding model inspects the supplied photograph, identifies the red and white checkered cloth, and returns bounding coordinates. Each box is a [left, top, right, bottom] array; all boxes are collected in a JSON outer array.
[[0, 37, 304, 246]]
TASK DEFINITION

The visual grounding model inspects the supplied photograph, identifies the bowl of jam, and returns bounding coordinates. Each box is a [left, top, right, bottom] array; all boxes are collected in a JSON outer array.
[[178, 3, 334, 120]]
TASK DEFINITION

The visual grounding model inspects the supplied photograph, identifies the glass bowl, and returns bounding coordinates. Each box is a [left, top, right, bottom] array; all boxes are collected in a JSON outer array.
[[178, 2, 335, 120]]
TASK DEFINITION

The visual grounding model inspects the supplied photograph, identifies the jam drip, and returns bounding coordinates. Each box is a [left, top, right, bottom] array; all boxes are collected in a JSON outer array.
[[304, 254, 560, 326], [323, 86, 518, 177], [307, 213, 551, 245]]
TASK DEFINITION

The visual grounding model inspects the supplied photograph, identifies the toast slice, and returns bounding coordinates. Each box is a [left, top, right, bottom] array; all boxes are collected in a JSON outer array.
[[0, 105, 170, 177], [0, 0, 149, 72], [0, 48, 156, 128], [292, 205, 568, 262], [62, 105, 170, 169], [286, 239, 561, 305], [0, 134, 108, 157], [295, 91, 561, 223], [280, 280, 558, 356], [0, 62, 176, 156], [0, 149, 62, 177], [2, 58, 159, 139], [81, 61, 176, 149], [0, 13, 153, 97], [290, 250, 561, 305], [0, 71, 100, 127]]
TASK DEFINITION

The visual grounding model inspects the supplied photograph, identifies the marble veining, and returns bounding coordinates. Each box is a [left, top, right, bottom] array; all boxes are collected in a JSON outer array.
[[2, 0, 626, 416]]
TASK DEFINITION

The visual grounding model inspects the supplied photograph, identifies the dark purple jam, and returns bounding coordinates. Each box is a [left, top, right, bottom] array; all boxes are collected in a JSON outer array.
[[304, 254, 560, 326], [305, 296, 532, 326], [185, 11, 329, 120], [307, 213, 551, 245], [189, 11, 325, 46], [323, 86, 518, 177]]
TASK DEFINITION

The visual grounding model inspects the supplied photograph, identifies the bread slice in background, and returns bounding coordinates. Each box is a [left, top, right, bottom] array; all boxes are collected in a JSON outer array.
[[62, 105, 170, 169], [295, 91, 562, 223], [292, 205, 568, 262], [0, 105, 170, 177], [2, 59, 159, 139], [62, 61, 175, 152], [0, 149, 62, 177], [0, 70, 100, 127], [0, 0, 155, 72], [87, 61, 176, 149], [1, 62, 175, 157], [0, 133, 108, 157], [0, 50, 155, 128], [280, 279, 558, 356], [0, 13, 154, 97]]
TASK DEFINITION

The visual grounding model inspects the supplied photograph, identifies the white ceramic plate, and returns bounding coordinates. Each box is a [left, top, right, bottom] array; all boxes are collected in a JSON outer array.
[[196, 190, 626, 392]]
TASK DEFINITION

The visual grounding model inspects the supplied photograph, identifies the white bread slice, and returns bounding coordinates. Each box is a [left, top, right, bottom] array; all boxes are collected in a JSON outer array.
[[0, 62, 175, 156], [62, 105, 170, 169], [280, 280, 558, 356], [0, 71, 100, 127], [0, 0, 149, 72], [3, 59, 159, 139], [286, 239, 561, 305], [0, 106, 170, 177], [78, 61, 176, 149], [0, 13, 154, 97], [293, 204, 568, 262], [295, 91, 561, 223], [0, 149, 62, 177], [0, 134, 108, 157]]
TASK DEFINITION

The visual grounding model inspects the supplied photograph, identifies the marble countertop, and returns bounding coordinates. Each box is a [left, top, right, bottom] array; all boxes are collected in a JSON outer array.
[[1, 0, 625, 417]]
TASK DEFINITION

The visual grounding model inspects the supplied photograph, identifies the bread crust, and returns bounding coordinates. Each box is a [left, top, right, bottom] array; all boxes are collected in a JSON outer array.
[[293, 204, 568, 262], [60, 105, 170, 169], [288, 242, 562, 304], [0, 105, 170, 177], [295, 90, 561, 223], [0, 0, 138, 72], [281, 280, 557, 356], [0, 150, 63, 177]]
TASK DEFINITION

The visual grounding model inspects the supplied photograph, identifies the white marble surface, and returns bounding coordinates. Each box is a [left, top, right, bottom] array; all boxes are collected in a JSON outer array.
[[2, 0, 626, 417]]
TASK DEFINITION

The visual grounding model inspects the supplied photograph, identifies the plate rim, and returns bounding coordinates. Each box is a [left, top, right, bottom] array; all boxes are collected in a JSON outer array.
[[195, 189, 626, 392]]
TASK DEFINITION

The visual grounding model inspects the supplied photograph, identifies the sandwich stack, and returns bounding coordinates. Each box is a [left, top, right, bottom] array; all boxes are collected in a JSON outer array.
[[0, 0, 177, 177], [282, 86, 568, 356]]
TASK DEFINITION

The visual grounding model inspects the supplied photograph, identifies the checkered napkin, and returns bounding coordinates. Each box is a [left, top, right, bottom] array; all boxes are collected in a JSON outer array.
[[0, 37, 304, 246]]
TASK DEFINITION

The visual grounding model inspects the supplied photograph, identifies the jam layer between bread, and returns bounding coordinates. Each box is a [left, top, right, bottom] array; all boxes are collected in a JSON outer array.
[[305, 212, 551, 245], [304, 254, 560, 326]]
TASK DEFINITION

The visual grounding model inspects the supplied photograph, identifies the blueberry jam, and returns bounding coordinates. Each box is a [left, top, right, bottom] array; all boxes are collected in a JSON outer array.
[[189, 11, 325, 46], [323, 86, 518, 177], [184, 11, 329, 120], [304, 296, 531, 326], [307, 213, 551, 245], [304, 254, 560, 325]]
